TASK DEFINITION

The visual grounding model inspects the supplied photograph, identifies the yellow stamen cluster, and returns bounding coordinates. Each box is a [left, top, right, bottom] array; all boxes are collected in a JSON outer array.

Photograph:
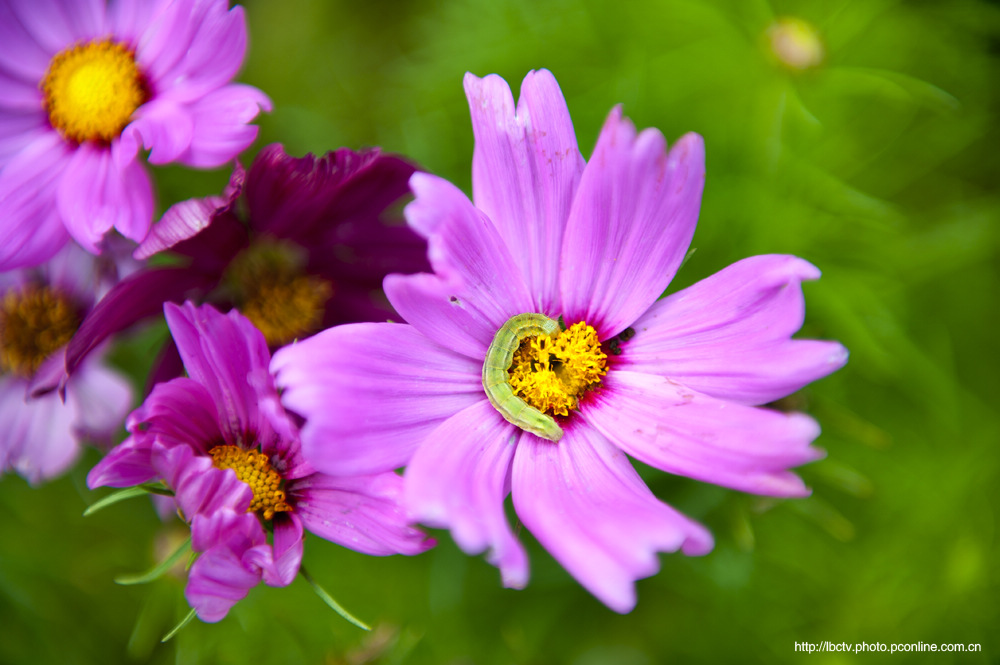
[[225, 242, 333, 346], [208, 445, 293, 520], [42, 38, 148, 144], [508, 321, 607, 416], [0, 285, 80, 377]]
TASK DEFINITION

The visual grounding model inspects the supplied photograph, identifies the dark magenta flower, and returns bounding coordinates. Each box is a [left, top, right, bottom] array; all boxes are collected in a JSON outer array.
[[272, 70, 848, 612], [66, 143, 427, 384], [0, 243, 132, 484], [88, 302, 432, 622], [0, 0, 270, 270]]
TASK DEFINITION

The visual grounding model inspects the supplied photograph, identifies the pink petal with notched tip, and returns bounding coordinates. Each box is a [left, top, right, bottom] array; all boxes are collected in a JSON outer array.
[[404, 399, 529, 588], [625, 254, 849, 406], [584, 370, 823, 497], [560, 118, 705, 339], [512, 424, 713, 613]]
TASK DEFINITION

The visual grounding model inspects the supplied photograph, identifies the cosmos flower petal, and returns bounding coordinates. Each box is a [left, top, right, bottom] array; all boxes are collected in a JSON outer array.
[[0, 133, 71, 270], [0, 375, 79, 485], [86, 435, 156, 488], [0, 111, 45, 164], [560, 122, 705, 338], [464, 70, 585, 312], [106, 0, 156, 45], [66, 267, 218, 377], [153, 442, 253, 518], [66, 356, 133, 444], [186, 509, 267, 623], [152, 3, 248, 104], [56, 143, 153, 251], [585, 370, 822, 497], [388, 172, 534, 358], [122, 98, 194, 166], [134, 161, 244, 259], [244, 145, 425, 279], [272, 322, 484, 476], [405, 399, 529, 588], [512, 426, 713, 613], [126, 377, 221, 453], [177, 84, 272, 168], [626, 254, 849, 405], [0, 3, 51, 79], [164, 302, 272, 446], [252, 513, 303, 587], [292, 472, 435, 556], [5, 0, 105, 55]]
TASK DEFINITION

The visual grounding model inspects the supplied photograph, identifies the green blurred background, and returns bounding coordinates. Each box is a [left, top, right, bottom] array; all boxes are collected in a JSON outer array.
[[1, 0, 998, 662]]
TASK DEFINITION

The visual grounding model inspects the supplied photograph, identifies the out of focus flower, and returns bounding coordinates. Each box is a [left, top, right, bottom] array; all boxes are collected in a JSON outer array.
[[0, 244, 132, 484], [66, 143, 426, 385], [88, 302, 432, 622], [272, 70, 848, 612], [766, 17, 824, 71], [0, 0, 270, 270]]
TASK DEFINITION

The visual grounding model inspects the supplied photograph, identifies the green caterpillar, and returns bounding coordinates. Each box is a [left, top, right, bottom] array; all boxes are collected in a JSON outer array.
[[481, 313, 564, 441]]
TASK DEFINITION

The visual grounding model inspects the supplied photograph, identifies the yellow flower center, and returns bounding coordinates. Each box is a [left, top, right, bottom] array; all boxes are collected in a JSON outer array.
[[41, 38, 149, 144], [225, 241, 334, 346], [208, 445, 293, 520], [0, 285, 80, 377], [507, 321, 607, 417]]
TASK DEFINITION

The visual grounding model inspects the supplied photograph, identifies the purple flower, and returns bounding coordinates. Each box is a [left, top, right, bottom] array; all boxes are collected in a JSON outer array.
[[0, 243, 132, 484], [88, 301, 432, 622], [0, 0, 270, 270], [66, 143, 427, 385], [271, 70, 849, 612]]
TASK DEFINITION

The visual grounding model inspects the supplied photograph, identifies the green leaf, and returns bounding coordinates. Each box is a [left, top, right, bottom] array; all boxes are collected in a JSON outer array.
[[160, 607, 197, 643], [115, 537, 192, 585], [83, 487, 149, 516], [300, 567, 371, 631]]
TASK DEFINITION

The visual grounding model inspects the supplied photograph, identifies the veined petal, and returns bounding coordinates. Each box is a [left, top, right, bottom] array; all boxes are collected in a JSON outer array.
[[134, 162, 244, 260], [86, 434, 155, 488], [626, 255, 849, 405], [291, 472, 433, 556], [585, 370, 823, 497], [151, 2, 247, 104], [560, 121, 705, 338], [56, 144, 153, 251], [465, 70, 585, 312], [387, 172, 535, 359], [272, 322, 484, 476], [0, 2, 52, 80], [0, 133, 71, 270], [126, 377, 220, 453], [164, 302, 274, 446], [177, 84, 271, 168], [405, 399, 529, 588], [5, 0, 105, 55], [512, 425, 713, 613]]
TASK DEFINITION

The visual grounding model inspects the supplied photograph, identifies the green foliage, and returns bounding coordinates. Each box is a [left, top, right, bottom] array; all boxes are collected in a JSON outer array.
[[2, 0, 998, 662]]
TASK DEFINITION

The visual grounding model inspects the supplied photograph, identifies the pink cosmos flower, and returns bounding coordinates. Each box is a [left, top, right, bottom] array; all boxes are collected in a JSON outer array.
[[0, 243, 132, 484], [0, 0, 270, 270], [271, 70, 849, 612], [65, 143, 426, 388], [88, 302, 432, 622]]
